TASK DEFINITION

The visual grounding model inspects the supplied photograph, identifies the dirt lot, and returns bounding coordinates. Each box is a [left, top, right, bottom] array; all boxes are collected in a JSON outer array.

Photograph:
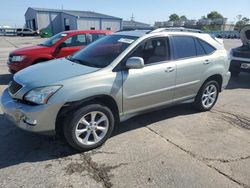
[[0, 36, 249, 188]]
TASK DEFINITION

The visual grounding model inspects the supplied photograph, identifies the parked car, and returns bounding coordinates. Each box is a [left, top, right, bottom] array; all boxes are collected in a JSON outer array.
[[229, 25, 250, 76], [16, 28, 38, 36], [7, 30, 112, 73], [1, 28, 231, 151]]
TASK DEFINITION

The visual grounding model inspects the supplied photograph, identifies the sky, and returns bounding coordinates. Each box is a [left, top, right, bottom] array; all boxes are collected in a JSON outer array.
[[0, 0, 249, 27]]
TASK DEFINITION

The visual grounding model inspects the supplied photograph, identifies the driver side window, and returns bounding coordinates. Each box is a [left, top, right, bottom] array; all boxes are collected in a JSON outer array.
[[63, 34, 87, 47], [129, 37, 170, 65]]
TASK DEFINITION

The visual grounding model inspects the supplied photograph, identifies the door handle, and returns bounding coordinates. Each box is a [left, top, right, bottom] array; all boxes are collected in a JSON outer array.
[[165, 67, 175, 73], [204, 60, 211, 65]]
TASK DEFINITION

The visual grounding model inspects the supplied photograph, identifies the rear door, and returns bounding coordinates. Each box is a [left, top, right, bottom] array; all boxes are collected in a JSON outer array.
[[171, 35, 215, 101], [122, 37, 176, 114], [54, 34, 87, 58]]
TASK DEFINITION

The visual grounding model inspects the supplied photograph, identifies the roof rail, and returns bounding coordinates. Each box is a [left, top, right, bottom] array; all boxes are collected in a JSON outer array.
[[150, 27, 204, 34]]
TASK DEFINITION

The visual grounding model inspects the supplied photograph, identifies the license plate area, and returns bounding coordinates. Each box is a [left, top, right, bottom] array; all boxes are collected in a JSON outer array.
[[241, 63, 250, 69]]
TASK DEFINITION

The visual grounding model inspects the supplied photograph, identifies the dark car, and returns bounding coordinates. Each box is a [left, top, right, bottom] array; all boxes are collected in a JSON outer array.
[[230, 25, 250, 76]]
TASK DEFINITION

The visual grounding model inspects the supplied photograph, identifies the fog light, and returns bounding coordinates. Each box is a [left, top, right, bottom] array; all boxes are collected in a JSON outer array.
[[23, 117, 37, 126]]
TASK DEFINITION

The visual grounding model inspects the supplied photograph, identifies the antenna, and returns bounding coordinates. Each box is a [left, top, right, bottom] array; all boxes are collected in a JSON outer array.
[[61, 4, 64, 10], [131, 13, 135, 21]]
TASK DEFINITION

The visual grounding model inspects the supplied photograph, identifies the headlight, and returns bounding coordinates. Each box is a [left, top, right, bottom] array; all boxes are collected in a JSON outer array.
[[24, 86, 62, 104], [12, 55, 26, 62]]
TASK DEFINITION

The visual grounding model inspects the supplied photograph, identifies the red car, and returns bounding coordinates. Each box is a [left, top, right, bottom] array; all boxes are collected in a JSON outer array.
[[7, 30, 112, 73]]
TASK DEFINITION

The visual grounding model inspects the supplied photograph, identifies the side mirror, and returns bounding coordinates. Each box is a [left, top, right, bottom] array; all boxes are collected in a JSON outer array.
[[126, 57, 144, 69]]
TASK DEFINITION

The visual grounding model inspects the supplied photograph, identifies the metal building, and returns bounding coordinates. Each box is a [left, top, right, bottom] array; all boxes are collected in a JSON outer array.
[[25, 7, 123, 34], [122, 20, 151, 30]]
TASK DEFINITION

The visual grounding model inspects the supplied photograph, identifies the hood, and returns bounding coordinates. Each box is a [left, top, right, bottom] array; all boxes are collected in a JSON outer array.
[[240, 25, 250, 45], [11, 45, 50, 55], [14, 58, 99, 87]]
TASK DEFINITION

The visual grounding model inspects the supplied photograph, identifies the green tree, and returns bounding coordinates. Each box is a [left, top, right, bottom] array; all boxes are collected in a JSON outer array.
[[180, 15, 187, 21], [169, 14, 180, 21], [235, 17, 250, 29], [207, 11, 223, 20]]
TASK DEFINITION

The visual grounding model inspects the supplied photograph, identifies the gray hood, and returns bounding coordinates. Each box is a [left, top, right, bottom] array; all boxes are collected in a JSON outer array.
[[14, 58, 99, 87]]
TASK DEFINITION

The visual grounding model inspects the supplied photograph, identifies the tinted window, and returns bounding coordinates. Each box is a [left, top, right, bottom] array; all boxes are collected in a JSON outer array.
[[129, 37, 170, 65], [23, 29, 30, 32], [199, 39, 215, 54], [64, 34, 87, 47], [172, 36, 196, 59], [194, 38, 206, 56], [87, 34, 106, 43]]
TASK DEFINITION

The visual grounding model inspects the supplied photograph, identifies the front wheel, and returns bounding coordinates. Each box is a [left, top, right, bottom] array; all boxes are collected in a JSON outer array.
[[64, 104, 114, 152], [194, 80, 219, 112]]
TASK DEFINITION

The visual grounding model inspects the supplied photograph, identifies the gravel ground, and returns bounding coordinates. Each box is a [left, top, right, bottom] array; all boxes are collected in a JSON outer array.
[[0, 36, 249, 188]]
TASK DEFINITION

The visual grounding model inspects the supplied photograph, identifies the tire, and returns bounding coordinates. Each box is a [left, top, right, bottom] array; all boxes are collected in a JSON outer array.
[[63, 104, 115, 152], [20, 33, 24, 37], [194, 80, 219, 112]]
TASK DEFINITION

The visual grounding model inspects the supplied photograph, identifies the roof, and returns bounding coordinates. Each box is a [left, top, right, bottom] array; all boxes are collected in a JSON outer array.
[[114, 30, 151, 37], [29, 7, 122, 20], [61, 30, 113, 35], [123, 20, 151, 29]]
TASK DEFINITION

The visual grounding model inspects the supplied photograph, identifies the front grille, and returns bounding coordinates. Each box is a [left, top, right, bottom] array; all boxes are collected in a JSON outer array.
[[9, 80, 22, 94]]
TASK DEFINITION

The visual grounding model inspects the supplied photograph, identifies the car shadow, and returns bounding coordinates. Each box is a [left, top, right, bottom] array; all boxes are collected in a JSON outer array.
[[0, 74, 13, 85], [226, 72, 250, 90], [113, 103, 198, 136], [0, 103, 198, 169]]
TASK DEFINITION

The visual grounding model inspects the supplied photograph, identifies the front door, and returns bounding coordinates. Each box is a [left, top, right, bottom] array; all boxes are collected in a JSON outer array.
[[122, 37, 176, 114]]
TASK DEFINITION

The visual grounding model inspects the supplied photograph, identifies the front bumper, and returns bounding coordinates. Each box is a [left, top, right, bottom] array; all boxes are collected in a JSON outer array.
[[0, 89, 63, 135], [230, 57, 250, 73]]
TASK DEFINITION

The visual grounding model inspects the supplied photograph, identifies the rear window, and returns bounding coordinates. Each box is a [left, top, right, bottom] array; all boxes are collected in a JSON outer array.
[[172, 36, 196, 59], [198, 39, 215, 54], [194, 38, 206, 56]]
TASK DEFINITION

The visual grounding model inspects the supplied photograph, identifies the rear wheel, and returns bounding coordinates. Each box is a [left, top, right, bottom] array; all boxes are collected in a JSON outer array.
[[194, 80, 219, 112], [64, 104, 114, 151]]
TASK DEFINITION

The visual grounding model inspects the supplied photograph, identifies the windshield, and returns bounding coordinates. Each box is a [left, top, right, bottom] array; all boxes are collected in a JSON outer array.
[[40, 33, 67, 47], [69, 35, 138, 68]]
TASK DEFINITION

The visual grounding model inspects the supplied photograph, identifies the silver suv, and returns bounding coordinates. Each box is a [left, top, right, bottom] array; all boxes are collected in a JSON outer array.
[[1, 28, 231, 151]]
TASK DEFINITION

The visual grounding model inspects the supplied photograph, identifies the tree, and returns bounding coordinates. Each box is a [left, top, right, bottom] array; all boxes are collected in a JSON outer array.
[[235, 17, 250, 29], [180, 15, 187, 21], [169, 14, 180, 21], [207, 11, 223, 20]]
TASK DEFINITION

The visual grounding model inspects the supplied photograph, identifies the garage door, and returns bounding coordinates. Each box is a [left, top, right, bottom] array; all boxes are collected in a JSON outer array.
[[77, 18, 100, 30], [101, 20, 121, 31]]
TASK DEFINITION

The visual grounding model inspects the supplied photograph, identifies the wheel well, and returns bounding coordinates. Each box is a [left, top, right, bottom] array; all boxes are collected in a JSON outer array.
[[204, 74, 223, 92], [55, 95, 120, 136]]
